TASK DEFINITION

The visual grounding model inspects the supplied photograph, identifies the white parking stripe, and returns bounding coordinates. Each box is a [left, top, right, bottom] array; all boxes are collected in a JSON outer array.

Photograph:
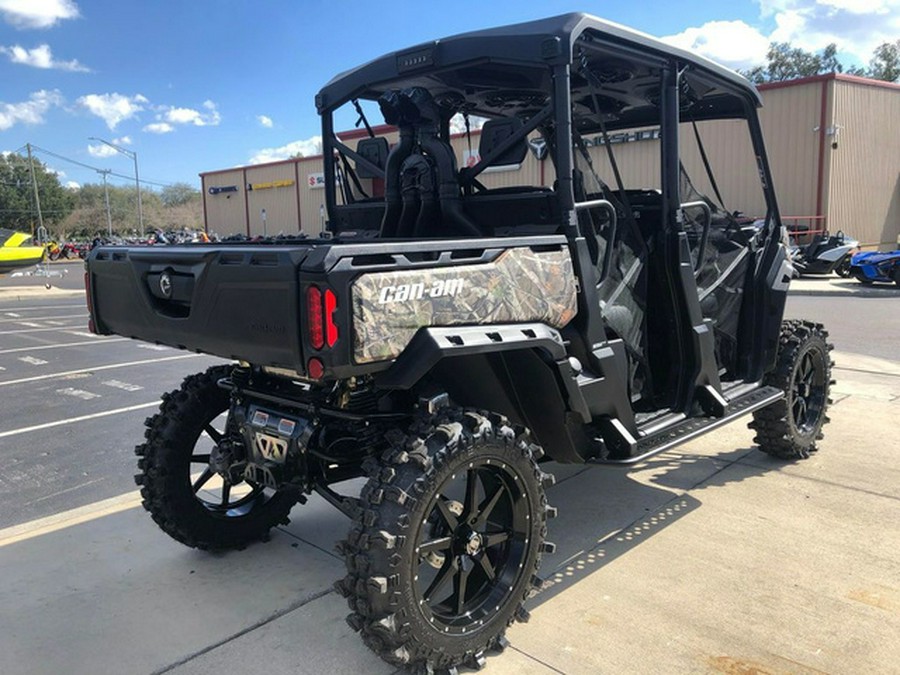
[[18, 356, 49, 366], [4, 312, 21, 317], [102, 379, 143, 392], [0, 304, 83, 313], [57, 387, 101, 400], [0, 401, 159, 439], [0, 314, 87, 324], [0, 337, 128, 355], [16, 322, 43, 328], [0, 353, 202, 387], [0, 326, 86, 335]]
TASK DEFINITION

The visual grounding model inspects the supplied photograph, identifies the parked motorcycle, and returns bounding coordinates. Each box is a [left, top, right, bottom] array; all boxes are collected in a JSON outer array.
[[850, 250, 900, 286], [791, 230, 859, 277]]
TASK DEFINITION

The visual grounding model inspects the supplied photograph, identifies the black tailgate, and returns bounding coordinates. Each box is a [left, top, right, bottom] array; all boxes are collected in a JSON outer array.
[[87, 245, 311, 370]]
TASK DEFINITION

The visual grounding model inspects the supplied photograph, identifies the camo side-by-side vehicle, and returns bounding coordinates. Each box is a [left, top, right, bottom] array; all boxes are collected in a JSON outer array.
[[85, 13, 833, 673]]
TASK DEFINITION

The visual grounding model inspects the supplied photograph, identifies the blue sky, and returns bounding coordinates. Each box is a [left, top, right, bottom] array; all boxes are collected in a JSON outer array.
[[1, 0, 897, 191]]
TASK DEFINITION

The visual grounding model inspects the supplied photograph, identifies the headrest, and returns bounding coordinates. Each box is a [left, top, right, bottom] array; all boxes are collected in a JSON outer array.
[[355, 137, 389, 179], [478, 117, 527, 166]]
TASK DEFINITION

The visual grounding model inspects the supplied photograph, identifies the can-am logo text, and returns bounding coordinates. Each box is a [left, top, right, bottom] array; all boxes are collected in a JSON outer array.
[[377, 278, 465, 304]]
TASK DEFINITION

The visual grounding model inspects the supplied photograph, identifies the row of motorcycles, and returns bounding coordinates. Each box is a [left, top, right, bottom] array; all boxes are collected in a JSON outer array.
[[790, 230, 900, 287]]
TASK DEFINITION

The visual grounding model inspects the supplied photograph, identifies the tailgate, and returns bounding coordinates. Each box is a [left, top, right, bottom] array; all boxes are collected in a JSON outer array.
[[87, 245, 311, 370]]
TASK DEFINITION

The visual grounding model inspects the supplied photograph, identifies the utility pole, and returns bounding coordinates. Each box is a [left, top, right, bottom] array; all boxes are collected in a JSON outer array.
[[25, 143, 45, 237], [88, 137, 144, 236], [98, 169, 113, 236]]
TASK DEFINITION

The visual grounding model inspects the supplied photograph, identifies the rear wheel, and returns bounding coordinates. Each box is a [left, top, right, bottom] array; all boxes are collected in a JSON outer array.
[[751, 321, 833, 459], [853, 268, 873, 285], [336, 409, 555, 672], [835, 255, 851, 277], [135, 365, 297, 549]]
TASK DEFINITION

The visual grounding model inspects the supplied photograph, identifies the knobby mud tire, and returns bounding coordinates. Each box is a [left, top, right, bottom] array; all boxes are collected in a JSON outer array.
[[750, 320, 834, 460], [134, 364, 297, 550], [334, 408, 556, 673]]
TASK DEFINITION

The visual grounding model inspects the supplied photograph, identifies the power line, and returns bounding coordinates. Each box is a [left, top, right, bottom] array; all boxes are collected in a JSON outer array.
[[27, 144, 175, 188]]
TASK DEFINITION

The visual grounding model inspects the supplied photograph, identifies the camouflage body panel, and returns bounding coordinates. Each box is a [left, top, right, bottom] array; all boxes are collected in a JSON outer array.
[[351, 246, 578, 363]]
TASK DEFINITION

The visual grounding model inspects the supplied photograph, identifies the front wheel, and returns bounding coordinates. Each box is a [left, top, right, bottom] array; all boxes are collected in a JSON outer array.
[[835, 255, 852, 277], [750, 320, 833, 459], [336, 409, 556, 672], [134, 365, 298, 549]]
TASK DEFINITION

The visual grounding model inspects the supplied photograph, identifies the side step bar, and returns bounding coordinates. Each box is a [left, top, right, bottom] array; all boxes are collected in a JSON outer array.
[[590, 386, 783, 466]]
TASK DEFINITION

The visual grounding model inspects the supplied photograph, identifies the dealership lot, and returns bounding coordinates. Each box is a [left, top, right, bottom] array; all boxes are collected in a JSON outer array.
[[1, 269, 898, 674]]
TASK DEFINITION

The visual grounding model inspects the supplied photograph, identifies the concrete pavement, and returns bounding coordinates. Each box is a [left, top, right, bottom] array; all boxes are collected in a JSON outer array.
[[1, 350, 897, 675]]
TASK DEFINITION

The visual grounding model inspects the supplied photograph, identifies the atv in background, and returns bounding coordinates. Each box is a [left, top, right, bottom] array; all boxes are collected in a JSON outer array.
[[850, 249, 900, 286], [85, 13, 834, 673], [791, 230, 858, 277]]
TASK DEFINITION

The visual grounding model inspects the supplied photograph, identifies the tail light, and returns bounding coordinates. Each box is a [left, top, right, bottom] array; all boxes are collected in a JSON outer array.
[[307, 286, 324, 349], [306, 285, 339, 353], [84, 270, 97, 334]]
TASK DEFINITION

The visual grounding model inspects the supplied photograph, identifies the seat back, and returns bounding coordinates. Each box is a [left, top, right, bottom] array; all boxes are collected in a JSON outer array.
[[478, 117, 528, 166]]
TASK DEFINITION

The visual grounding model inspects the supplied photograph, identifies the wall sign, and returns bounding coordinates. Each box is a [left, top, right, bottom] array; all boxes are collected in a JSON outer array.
[[307, 173, 343, 189], [582, 128, 660, 147], [247, 179, 295, 191], [208, 185, 238, 195]]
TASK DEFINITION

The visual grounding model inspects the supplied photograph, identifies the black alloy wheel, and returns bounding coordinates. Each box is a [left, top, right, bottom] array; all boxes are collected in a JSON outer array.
[[135, 365, 297, 549], [336, 409, 555, 672], [751, 320, 834, 459]]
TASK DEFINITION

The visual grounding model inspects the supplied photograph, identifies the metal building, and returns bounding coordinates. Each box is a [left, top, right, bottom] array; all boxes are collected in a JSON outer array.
[[200, 73, 899, 249]]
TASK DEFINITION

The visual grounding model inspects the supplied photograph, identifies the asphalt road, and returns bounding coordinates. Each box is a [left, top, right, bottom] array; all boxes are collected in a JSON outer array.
[[0, 263, 895, 529]]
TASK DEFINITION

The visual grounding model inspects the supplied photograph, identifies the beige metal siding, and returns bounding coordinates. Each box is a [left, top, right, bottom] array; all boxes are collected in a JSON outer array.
[[298, 156, 326, 233], [202, 170, 246, 236], [827, 80, 900, 248], [757, 82, 824, 223], [244, 163, 301, 236]]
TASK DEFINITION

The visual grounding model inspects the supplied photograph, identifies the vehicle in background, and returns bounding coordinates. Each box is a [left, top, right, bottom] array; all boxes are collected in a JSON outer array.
[[791, 230, 858, 277], [850, 249, 900, 286], [0, 229, 46, 274]]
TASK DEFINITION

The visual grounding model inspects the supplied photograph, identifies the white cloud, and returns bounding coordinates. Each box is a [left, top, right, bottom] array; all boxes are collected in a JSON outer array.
[[65, 180, 80, 189], [87, 136, 132, 158], [249, 136, 323, 164], [0, 89, 62, 131], [449, 113, 486, 135], [257, 114, 273, 128], [0, 0, 79, 29], [0, 43, 89, 71], [143, 122, 174, 134], [663, 21, 771, 70], [77, 92, 148, 130], [153, 100, 221, 129]]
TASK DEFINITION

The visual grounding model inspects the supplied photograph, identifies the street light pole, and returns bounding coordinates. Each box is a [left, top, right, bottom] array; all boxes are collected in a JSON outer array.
[[98, 169, 113, 236], [88, 137, 144, 236]]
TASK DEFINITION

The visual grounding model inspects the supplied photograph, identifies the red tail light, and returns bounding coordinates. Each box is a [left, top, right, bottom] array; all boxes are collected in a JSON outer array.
[[324, 289, 338, 347], [307, 285, 324, 349], [84, 271, 97, 334]]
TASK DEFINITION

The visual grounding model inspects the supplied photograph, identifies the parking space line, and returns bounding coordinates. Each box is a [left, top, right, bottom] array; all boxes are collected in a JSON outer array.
[[0, 325, 88, 335], [0, 489, 142, 548], [0, 314, 87, 324], [0, 354, 202, 387], [0, 401, 159, 439], [18, 356, 49, 366], [0, 337, 128, 355], [0, 304, 84, 313]]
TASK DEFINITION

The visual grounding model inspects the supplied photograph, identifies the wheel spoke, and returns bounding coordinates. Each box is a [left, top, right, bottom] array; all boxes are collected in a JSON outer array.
[[435, 497, 460, 530], [482, 531, 510, 548], [191, 453, 211, 464], [474, 485, 506, 528], [192, 468, 214, 493], [419, 536, 453, 556], [455, 563, 471, 615], [477, 552, 496, 581], [464, 468, 479, 519], [423, 557, 457, 603], [220, 482, 231, 507], [204, 424, 223, 444]]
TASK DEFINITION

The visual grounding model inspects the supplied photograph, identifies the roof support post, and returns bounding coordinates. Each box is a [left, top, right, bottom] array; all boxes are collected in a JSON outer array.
[[552, 63, 577, 236]]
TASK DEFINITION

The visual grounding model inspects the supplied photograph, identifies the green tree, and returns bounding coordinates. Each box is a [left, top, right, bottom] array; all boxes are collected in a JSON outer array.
[[0, 153, 74, 233], [742, 42, 841, 83], [869, 40, 900, 82], [160, 182, 200, 207]]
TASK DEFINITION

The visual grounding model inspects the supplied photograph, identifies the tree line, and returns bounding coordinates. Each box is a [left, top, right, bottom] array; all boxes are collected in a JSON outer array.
[[742, 39, 900, 84], [0, 152, 202, 239]]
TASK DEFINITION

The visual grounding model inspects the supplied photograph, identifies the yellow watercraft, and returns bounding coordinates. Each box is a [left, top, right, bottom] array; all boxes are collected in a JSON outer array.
[[0, 228, 46, 274]]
